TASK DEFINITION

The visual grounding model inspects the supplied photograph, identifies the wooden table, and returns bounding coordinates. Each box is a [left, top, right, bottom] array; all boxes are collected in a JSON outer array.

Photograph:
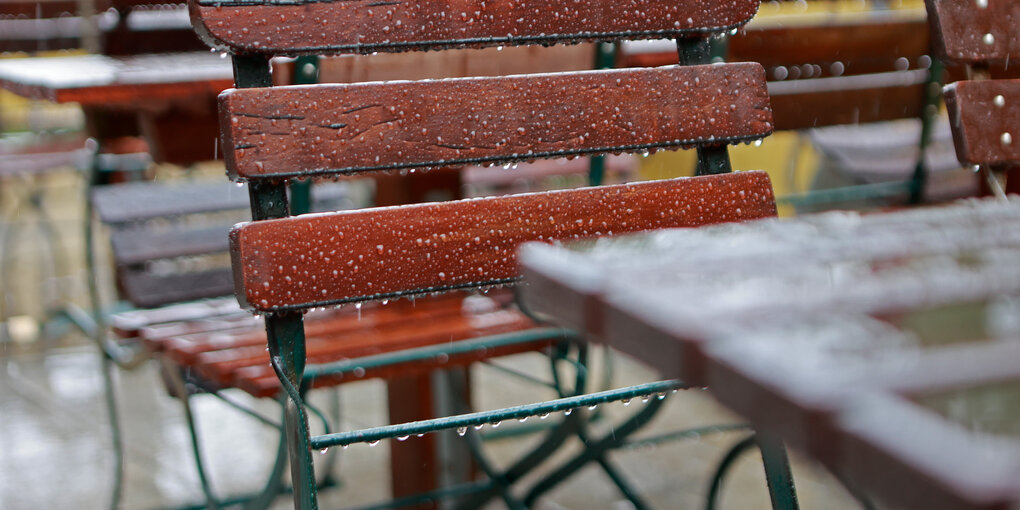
[[519, 196, 1020, 510], [0, 52, 233, 164]]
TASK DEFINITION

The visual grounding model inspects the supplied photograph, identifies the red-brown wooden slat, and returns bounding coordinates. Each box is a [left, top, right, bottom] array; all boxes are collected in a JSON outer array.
[[179, 296, 471, 372], [220, 63, 772, 180], [229, 171, 778, 312], [190, 0, 760, 56], [926, 0, 1020, 65], [943, 79, 1020, 167], [232, 312, 543, 398]]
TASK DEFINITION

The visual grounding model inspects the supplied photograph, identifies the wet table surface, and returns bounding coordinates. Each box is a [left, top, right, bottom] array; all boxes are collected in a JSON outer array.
[[519, 196, 1020, 510], [0, 51, 233, 107]]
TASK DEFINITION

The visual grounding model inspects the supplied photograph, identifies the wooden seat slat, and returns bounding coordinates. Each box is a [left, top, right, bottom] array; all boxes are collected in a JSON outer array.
[[191, 0, 759, 56], [221, 63, 772, 180], [193, 304, 493, 385], [119, 267, 234, 308], [164, 294, 470, 365], [943, 79, 1020, 168], [926, 0, 1020, 66], [230, 171, 777, 312], [229, 310, 540, 398]]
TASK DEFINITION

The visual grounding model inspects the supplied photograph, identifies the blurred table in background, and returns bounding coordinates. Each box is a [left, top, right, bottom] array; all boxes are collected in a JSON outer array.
[[520, 196, 1020, 510]]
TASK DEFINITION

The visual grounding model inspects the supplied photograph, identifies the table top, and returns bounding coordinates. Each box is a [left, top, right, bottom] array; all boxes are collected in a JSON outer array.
[[519, 196, 1020, 510], [0, 51, 232, 107]]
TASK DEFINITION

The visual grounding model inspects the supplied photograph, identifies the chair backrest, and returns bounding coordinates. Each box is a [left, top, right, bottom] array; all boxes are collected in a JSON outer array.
[[92, 179, 355, 308], [193, 0, 779, 314], [620, 9, 936, 130], [927, 0, 1019, 191]]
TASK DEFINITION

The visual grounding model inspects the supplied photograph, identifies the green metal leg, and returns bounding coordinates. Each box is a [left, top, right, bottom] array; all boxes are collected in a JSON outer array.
[[99, 349, 125, 510], [266, 313, 318, 510], [522, 396, 665, 508], [757, 436, 800, 510], [161, 357, 220, 509], [243, 402, 291, 510], [705, 434, 800, 510]]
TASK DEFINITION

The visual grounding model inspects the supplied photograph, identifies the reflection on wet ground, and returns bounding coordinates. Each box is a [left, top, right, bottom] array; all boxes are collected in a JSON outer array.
[[1, 341, 864, 509]]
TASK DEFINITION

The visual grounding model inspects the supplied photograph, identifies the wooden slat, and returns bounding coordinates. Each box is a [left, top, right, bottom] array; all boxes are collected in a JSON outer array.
[[943, 79, 1020, 167], [767, 70, 927, 131], [92, 180, 250, 223], [926, 0, 1020, 66], [273, 44, 595, 86], [221, 63, 772, 180], [623, 16, 930, 78], [229, 171, 778, 312], [232, 311, 542, 398], [110, 223, 232, 265], [120, 267, 234, 308], [191, 0, 759, 56]]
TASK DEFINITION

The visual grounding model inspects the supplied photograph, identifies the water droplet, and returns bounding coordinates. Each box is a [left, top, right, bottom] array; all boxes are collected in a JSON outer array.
[[491, 421, 501, 428], [473, 423, 484, 430], [994, 95, 1006, 107], [587, 404, 598, 410], [539, 413, 550, 420], [518, 416, 529, 423], [976, 0, 988, 8], [563, 409, 572, 416], [657, 392, 667, 400], [1002, 132, 1013, 145], [368, 440, 380, 447], [319, 448, 328, 455], [396, 435, 409, 442], [622, 398, 631, 406], [983, 33, 995, 45], [456, 427, 467, 436], [754, 139, 763, 147]]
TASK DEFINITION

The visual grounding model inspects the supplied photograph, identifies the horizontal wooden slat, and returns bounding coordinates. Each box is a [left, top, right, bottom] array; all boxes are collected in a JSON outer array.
[[767, 70, 928, 130], [943, 79, 1020, 167], [120, 267, 234, 308], [220, 63, 772, 180], [92, 180, 251, 223], [926, 0, 1020, 65], [623, 15, 930, 78], [110, 223, 232, 265], [190, 0, 759, 56], [229, 171, 778, 312]]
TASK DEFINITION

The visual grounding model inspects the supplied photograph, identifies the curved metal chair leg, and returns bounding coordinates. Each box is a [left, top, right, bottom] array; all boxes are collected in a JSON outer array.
[[757, 436, 800, 510], [522, 396, 665, 508], [243, 402, 291, 510], [161, 357, 220, 510], [705, 434, 800, 510], [99, 349, 126, 510]]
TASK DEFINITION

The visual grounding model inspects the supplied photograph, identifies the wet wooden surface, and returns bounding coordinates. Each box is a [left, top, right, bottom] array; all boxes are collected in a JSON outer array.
[[221, 63, 772, 180], [191, 0, 759, 55], [230, 172, 777, 312], [927, 0, 1020, 66], [519, 197, 1020, 510], [944, 79, 1020, 167]]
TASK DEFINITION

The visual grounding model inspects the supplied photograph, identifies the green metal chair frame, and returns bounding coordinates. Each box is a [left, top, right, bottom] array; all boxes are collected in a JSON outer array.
[[191, 0, 801, 508]]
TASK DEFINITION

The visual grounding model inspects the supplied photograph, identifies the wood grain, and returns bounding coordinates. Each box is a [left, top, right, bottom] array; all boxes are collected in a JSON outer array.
[[943, 79, 1020, 167], [190, 0, 759, 55], [229, 171, 778, 312], [221, 63, 772, 180], [927, 0, 1020, 65]]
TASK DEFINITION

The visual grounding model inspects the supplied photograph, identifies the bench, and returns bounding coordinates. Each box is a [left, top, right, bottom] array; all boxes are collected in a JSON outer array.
[[928, 0, 1019, 197], [189, 0, 793, 508]]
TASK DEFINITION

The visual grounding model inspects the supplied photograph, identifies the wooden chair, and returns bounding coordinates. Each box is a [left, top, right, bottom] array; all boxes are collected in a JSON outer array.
[[190, 0, 788, 507], [620, 6, 963, 207], [927, 0, 1019, 198]]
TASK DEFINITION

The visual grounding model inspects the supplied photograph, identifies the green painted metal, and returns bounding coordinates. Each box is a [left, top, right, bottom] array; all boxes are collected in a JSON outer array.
[[758, 436, 800, 510], [303, 327, 571, 380], [621, 423, 752, 449], [705, 433, 757, 510], [523, 396, 666, 508], [310, 380, 682, 449], [909, 58, 946, 204], [587, 42, 617, 187], [778, 180, 912, 207]]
